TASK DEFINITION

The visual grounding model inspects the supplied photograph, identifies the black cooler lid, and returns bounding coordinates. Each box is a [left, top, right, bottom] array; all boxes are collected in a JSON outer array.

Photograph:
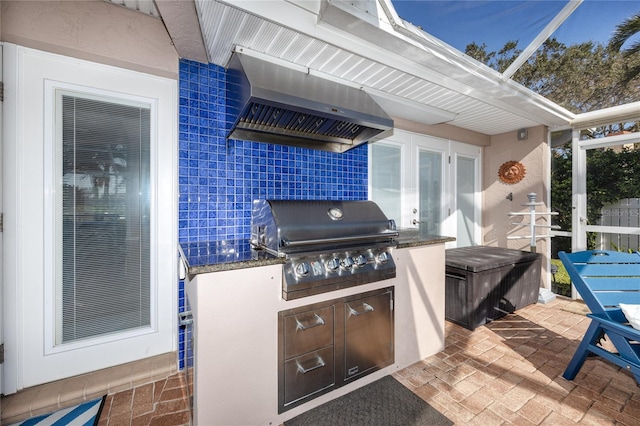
[[445, 246, 541, 272]]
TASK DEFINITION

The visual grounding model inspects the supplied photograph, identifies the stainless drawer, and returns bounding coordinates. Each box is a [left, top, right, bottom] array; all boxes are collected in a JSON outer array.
[[284, 305, 334, 359], [284, 345, 335, 405]]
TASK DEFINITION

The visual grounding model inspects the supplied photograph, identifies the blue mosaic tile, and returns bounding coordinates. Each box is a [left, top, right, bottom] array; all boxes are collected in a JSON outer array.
[[177, 59, 368, 244]]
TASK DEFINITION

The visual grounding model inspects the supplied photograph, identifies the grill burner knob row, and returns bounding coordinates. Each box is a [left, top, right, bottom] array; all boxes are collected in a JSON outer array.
[[340, 256, 354, 270], [326, 258, 340, 272], [377, 252, 391, 264], [294, 262, 310, 278], [354, 254, 368, 268]]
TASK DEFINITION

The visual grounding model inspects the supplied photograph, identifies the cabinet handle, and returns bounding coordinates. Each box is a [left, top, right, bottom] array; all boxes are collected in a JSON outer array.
[[348, 302, 374, 317], [295, 313, 325, 331], [296, 355, 325, 374]]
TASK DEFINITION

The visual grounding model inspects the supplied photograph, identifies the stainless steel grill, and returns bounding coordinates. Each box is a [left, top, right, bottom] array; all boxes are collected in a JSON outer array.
[[250, 200, 397, 300]]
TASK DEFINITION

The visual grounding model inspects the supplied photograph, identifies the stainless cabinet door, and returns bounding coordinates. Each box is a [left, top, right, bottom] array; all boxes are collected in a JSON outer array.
[[344, 290, 394, 380]]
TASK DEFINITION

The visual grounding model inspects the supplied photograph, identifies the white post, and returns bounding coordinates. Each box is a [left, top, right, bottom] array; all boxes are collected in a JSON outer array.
[[528, 193, 537, 252]]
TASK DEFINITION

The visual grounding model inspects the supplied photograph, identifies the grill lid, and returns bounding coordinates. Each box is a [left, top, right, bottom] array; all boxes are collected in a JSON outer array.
[[250, 200, 397, 255]]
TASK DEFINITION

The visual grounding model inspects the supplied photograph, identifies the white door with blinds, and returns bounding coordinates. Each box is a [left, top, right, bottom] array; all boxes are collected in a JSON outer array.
[[2, 45, 177, 392]]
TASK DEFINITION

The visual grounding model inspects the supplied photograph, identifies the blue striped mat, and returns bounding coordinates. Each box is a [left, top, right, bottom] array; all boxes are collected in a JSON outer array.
[[10, 396, 105, 426]]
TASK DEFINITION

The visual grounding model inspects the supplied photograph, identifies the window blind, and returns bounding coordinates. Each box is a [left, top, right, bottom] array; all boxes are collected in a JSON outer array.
[[58, 94, 151, 344]]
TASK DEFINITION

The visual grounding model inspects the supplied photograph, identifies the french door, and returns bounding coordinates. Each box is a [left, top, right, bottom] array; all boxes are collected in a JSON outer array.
[[2, 45, 177, 392], [369, 129, 481, 247]]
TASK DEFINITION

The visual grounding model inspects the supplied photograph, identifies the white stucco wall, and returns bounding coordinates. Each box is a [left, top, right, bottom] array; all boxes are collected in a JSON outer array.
[[0, 0, 179, 78], [482, 125, 550, 289]]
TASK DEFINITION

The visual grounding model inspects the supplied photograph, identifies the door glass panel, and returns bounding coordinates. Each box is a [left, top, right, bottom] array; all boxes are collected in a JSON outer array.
[[57, 92, 151, 344], [370, 143, 402, 224], [418, 150, 442, 235], [456, 156, 475, 246]]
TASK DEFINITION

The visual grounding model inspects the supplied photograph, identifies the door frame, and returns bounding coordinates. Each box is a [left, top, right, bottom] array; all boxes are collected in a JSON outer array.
[[571, 128, 640, 298], [2, 44, 178, 393]]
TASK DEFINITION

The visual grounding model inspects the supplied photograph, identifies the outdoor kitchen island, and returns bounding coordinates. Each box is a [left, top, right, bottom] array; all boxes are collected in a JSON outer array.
[[182, 232, 454, 426]]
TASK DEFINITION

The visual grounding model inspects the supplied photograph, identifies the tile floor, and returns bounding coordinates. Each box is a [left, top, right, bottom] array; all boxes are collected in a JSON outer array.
[[15, 296, 640, 425], [96, 371, 191, 426], [395, 297, 640, 425]]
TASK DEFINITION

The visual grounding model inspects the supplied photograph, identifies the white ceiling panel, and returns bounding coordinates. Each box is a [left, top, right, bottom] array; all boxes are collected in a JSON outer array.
[[280, 34, 316, 62], [325, 54, 361, 78], [333, 57, 368, 81], [264, 27, 302, 57], [292, 40, 331, 65], [306, 45, 342, 71], [368, 69, 405, 91], [383, 74, 421, 94], [390, 77, 423, 97], [247, 22, 284, 53], [187, 0, 575, 134], [316, 50, 357, 76], [196, 2, 240, 65]]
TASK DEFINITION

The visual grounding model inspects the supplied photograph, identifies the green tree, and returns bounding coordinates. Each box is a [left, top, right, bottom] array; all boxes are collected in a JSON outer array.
[[609, 12, 640, 84], [467, 38, 639, 114], [465, 42, 495, 66]]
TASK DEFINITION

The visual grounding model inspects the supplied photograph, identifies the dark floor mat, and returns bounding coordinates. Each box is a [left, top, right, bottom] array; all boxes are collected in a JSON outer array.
[[285, 375, 453, 426]]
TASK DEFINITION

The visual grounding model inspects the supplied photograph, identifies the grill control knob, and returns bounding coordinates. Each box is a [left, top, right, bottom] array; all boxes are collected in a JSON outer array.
[[326, 258, 340, 272], [294, 262, 310, 278], [340, 256, 354, 270], [377, 251, 391, 264], [354, 254, 368, 268]]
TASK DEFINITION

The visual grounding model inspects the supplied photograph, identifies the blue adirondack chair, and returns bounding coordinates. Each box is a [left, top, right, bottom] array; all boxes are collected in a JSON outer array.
[[559, 250, 640, 385]]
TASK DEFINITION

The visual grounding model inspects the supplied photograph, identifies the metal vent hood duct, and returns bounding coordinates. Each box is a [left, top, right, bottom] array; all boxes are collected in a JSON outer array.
[[226, 53, 393, 153]]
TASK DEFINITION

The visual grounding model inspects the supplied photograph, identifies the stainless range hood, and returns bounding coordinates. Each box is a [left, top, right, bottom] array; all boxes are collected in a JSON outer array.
[[226, 53, 393, 153]]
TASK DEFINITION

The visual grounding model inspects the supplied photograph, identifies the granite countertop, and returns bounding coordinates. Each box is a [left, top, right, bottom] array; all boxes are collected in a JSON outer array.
[[179, 232, 454, 276], [178, 240, 285, 276], [394, 229, 456, 248]]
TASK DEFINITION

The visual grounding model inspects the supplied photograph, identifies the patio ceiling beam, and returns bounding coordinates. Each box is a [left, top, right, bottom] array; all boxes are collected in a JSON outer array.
[[571, 101, 640, 129], [501, 0, 583, 81]]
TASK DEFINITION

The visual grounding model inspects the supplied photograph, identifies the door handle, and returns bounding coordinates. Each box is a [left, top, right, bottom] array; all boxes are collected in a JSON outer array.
[[295, 314, 325, 331], [412, 219, 422, 225], [296, 355, 325, 374], [348, 302, 374, 317]]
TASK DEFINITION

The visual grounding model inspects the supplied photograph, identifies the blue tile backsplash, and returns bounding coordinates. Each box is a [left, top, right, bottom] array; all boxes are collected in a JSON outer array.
[[178, 59, 368, 243], [176, 59, 369, 368]]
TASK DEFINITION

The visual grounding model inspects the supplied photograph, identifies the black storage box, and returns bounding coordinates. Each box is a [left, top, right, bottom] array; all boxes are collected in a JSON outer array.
[[445, 246, 542, 331]]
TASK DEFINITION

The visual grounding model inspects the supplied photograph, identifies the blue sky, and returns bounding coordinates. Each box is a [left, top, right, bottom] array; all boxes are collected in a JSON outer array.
[[391, 1, 640, 54]]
